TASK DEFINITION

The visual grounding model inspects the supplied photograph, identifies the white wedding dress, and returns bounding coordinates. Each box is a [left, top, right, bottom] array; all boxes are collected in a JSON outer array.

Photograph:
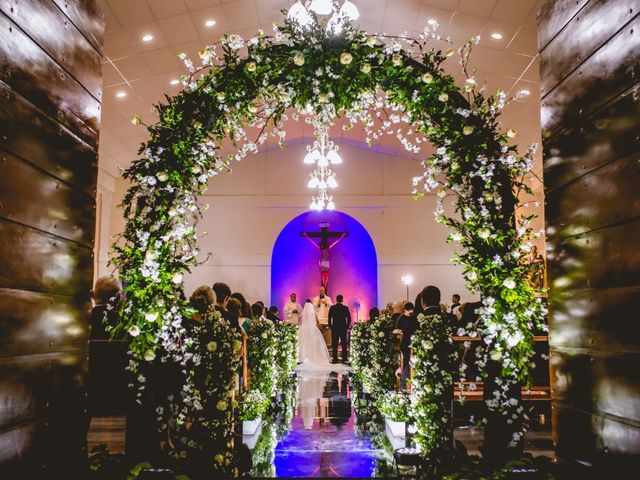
[[296, 303, 350, 374], [298, 302, 331, 364]]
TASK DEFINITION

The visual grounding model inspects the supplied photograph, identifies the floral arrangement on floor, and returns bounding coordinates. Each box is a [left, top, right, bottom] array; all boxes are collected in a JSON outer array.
[[111, 0, 547, 468], [377, 390, 412, 423], [247, 316, 277, 399], [366, 314, 398, 396], [238, 389, 269, 421], [411, 311, 458, 475], [350, 320, 373, 386], [273, 321, 298, 392]]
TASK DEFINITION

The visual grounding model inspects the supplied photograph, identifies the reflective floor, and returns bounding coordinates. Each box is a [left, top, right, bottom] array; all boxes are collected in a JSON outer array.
[[249, 370, 396, 478]]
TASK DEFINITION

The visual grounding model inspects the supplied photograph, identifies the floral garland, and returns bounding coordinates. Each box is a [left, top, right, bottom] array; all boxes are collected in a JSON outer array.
[[247, 317, 277, 399], [113, 2, 546, 459], [411, 312, 457, 474], [378, 390, 412, 423], [367, 314, 398, 396], [238, 389, 269, 421], [273, 322, 298, 392], [350, 321, 373, 387]]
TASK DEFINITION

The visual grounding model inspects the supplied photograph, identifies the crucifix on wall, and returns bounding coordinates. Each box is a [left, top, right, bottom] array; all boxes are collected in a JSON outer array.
[[301, 222, 348, 292]]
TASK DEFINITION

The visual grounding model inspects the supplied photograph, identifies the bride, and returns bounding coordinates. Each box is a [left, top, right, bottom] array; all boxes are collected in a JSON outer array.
[[298, 301, 331, 364]]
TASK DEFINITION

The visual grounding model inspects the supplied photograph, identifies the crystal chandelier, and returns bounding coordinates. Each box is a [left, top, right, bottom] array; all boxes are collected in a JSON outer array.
[[288, 1, 359, 32], [305, 125, 342, 211]]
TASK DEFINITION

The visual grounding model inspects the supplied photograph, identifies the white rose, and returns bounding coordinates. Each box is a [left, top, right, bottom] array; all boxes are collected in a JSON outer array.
[[131, 114, 142, 125], [156, 172, 168, 182], [503, 277, 516, 289], [378, 331, 384, 338], [366, 36, 377, 47], [438, 92, 449, 102], [318, 92, 329, 103], [216, 92, 226, 102], [246, 61, 257, 72], [293, 51, 305, 66], [207, 341, 217, 352], [145, 311, 158, 323], [490, 350, 503, 361], [192, 165, 202, 174], [340, 52, 353, 65], [392, 54, 402, 66], [478, 228, 491, 239], [507, 129, 517, 138], [171, 273, 183, 284], [360, 63, 371, 73], [144, 349, 156, 361], [128, 325, 140, 337], [436, 188, 447, 199], [451, 232, 463, 242], [467, 271, 478, 281], [463, 125, 474, 135], [421, 72, 433, 84], [216, 400, 227, 411]]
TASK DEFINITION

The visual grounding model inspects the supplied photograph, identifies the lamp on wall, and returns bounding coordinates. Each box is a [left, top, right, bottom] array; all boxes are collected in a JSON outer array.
[[401, 274, 413, 301]]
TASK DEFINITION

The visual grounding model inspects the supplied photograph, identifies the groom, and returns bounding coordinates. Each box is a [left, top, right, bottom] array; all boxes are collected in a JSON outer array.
[[328, 295, 351, 364]]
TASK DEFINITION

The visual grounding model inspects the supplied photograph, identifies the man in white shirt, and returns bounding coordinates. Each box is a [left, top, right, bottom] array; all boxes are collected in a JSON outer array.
[[284, 292, 303, 325], [313, 286, 333, 325]]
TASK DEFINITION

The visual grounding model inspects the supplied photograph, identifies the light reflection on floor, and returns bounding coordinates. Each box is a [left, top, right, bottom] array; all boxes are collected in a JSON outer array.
[[252, 371, 394, 478]]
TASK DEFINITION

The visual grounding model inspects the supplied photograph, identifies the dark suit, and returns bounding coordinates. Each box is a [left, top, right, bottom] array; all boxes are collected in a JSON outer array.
[[328, 303, 351, 363]]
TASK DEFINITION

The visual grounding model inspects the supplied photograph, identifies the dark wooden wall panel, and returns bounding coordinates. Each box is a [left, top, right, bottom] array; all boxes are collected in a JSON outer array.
[[540, 0, 640, 473], [0, 0, 102, 475]]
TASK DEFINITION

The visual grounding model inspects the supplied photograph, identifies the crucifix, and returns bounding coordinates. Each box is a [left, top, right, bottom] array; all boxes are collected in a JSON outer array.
[[301, 222, 348, 292]]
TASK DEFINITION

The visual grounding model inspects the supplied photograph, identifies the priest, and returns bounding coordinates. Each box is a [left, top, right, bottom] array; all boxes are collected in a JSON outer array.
[[284, 292, 303, 325], [313, 286, 333, 325]]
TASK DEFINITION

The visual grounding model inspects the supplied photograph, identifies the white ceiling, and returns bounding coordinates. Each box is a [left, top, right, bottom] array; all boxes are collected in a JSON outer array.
[[97, 0, 545, 179]]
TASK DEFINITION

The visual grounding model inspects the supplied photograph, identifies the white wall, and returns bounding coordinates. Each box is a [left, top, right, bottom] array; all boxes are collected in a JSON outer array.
[[97, 142, 479, 309]]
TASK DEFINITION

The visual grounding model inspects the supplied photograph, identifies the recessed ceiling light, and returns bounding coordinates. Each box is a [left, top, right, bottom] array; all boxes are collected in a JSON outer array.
[[491, 32, 503, 40], [115, 91, 127, 98], [205, 19, 216, 27], [170, 79, 180, 85], [518, 89, 531, 97], [142, 34, 154, 42]]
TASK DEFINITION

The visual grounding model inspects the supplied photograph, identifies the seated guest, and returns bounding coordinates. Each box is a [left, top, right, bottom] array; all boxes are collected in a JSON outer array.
[[368, 307, 380, 322], [396, 302, 414, 330], [189, 285, 216, 322], [461, 300, 483, 327], [90, 275, 124, 340], [251, 302, 265, 320], [450, 293, 461, 318], [267, 305, 281, 322]]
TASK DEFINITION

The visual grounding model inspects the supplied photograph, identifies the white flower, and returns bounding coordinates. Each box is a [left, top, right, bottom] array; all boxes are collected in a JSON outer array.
[[207, 341, 217, 352], [436, 188, 447, 199], [318, 92, 329, 103], [451, 232, 463, 242], [145, 311, 158, 323], [392, 54, 402, 66], [507, 129, 517, 138], [360, 63, 371, 73], [490, 350, 503, 361], [463, 125, 474, 135], [467, 271, 478, 281], [246, 61, 257, 72], [144, 349, 156, 361], [156, 172, 168, 182], [438, 92, 448, 102], [503, 277, 516, 289], [216, 400, 228, 411], [128, 325, 140, 337], [378, 331, 385, 338], [216, 92, 226, 102], [478, 228, 491, 239], [340, 52, 353, 65], [227, 34, 244, 50], [366, 35, 377, 47], [131, 114, 142, 125], [293, 51, 305, 66], [422, 72, 433, 84], [172, 273, 183, 284]]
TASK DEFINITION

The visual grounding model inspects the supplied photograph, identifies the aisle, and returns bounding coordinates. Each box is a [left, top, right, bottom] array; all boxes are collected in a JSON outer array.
[[251, 371, 395, 478]]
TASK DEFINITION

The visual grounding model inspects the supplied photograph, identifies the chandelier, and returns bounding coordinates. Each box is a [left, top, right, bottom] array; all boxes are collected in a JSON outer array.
[[288, 1, 360, 32], [305, 125, 342, 211]]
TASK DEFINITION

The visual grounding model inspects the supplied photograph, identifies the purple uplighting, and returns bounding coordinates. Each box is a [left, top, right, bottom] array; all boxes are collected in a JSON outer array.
[[271, 211, 378, 321]]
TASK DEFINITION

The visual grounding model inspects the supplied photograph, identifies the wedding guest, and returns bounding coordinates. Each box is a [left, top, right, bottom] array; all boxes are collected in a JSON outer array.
[[212, 282, 232, 318], [395, 302, 414, 330], [231, 292, 250, 316], [450, 294, 461, 316], [368, 307, 380, 322], [313, 286, 333, 324], [391, 301, 404, 327], [413, 293, 424, 316], [284, 292, 303, 325], [227, 297, 247, 331], [189, 285, 216, 321], [90, 275, 123, 340], [251, 302, 265, 320], [267, 306, 282, 322]]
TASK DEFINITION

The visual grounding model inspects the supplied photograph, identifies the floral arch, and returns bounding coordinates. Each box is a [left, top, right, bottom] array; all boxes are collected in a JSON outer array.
[[111, 3, 546, 474]]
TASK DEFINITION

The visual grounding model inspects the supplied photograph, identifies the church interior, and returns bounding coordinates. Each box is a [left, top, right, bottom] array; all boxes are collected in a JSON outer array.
[[0, 0, 638, 478]]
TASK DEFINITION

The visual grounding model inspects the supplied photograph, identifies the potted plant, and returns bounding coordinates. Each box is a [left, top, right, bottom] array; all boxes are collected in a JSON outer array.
[[238, 389, 268, 435], [378, 391, 411, 438]]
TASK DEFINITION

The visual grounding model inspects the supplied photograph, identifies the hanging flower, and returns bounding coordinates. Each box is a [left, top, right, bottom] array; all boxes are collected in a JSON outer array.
[[451, 231, 463, 242], [246, 61, 257, 72], [490, 350, 503, 361], [340, 52, 353, 65], [293, 51, 305, 66], [128, 325, 140, 337], [192, 165, 202, 174], [156, 172, 169, 182], [360, 62, 371, 73], [467, 271, 478, 281], [421, 72, 433, 83], [503, 277, 516, 289], [207, 341, 217, 352], [144, 349, 156, 361], [172, 273, 183, 284], [437, 188, 447, 198], [464, 78, 476, 93], [131, 114, 142, 125], [463, 125, 474, 135], [438, 92, 449, 102], [366, 35, 377, 47], [145, 311, 158, 323], [507, 128, 517, 138]]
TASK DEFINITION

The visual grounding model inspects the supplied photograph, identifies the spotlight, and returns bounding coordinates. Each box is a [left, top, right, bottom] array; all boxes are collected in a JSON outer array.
[[170, 79, 180, 85], [491, 32, 503, 40], [116, 91, 127, 98], [142, 34, 154, 42], [205, 19, 216, 27]]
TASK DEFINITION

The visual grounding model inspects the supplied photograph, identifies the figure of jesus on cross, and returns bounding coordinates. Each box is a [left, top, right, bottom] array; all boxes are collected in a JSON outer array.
[[301, 222, 348, 292]]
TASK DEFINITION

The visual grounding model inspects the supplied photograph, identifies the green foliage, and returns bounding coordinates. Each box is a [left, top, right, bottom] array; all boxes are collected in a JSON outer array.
[[273, 321, 298, 391], [247, 317, 277, 398], [377, 390, 412, 423], [238, 389, 269, 421]]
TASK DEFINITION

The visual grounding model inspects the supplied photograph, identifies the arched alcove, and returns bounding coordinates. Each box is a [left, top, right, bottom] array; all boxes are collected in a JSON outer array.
[[271, 210, 377, 321]]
